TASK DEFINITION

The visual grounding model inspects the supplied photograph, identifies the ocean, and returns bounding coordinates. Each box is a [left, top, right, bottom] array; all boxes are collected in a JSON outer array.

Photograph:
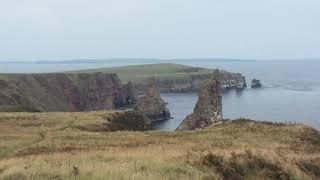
[[1, 59, 320, 130]]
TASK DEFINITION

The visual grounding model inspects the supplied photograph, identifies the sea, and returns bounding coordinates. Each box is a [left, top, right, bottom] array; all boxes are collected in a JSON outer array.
[[1, 59, 320, 130]]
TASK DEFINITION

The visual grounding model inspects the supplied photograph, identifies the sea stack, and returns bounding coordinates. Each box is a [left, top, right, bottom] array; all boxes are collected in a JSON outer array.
[[116, 80, 138, 108], [251, 79, 262, 88], [176, 71, 222, 130], [134, 78, 171, 122]]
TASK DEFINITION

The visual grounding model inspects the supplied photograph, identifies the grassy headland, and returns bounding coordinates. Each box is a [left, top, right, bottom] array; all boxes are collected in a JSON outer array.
[[71, 63, 216, 83], [0, 111, 319, 179], [0, 64, 243, 113]]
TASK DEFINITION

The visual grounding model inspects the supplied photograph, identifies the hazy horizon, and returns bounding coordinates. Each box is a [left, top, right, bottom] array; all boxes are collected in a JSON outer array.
[[1, 0, 320, 61], [1, 58, 319, 63]]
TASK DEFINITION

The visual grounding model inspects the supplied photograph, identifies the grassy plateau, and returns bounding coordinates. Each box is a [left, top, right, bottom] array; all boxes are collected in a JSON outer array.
[[0, 111, 319, 179], [71, 63, 216, 83]]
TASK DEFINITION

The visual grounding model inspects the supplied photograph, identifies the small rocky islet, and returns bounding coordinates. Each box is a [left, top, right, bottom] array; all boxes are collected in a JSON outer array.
[[251, 78, 262, 88]]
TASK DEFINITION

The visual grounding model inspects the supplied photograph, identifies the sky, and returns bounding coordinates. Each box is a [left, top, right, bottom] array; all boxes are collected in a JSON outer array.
[[0, 0, 319, 61]]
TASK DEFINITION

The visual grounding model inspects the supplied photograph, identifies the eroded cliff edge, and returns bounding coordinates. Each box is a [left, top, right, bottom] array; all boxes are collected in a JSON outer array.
[[0, 73, 137, 112]]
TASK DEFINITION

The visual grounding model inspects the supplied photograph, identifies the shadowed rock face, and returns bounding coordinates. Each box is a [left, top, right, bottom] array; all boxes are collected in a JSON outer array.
[[118, 81, 138, 108], [134, 80, 170, 122], [0, 73, 136, 112], [176, 76, 222, 131], [251, 79, 262, 88], [105, 111, 151, 131]]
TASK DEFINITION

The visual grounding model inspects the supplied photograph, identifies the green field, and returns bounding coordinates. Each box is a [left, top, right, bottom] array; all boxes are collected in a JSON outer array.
[[72, 63, 216, 83], [0, 111, 319, 179]]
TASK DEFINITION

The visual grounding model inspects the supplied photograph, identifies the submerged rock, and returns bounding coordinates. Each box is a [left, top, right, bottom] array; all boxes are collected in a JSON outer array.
[[134, 78, 170, 122], [251, 79, 262, 88], [176, 73, 222, 130]]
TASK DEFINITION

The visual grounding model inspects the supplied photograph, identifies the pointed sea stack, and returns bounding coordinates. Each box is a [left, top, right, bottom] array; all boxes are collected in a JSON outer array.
[[115, 81, 138, 108], [176, 71, 222, 130], [134, 78, 171, 122]]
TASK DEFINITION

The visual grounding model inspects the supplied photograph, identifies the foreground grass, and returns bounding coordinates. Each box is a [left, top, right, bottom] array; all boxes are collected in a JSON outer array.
[[0, 111, 319, 179]]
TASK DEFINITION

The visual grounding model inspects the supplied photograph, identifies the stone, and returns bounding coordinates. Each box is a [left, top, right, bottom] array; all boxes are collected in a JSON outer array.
[[106, 111, 151, 131], [176, 72, 222, 130], [115, 81, 138, 108], [251, 79, 262, 88], [134, 78, 170, 122]]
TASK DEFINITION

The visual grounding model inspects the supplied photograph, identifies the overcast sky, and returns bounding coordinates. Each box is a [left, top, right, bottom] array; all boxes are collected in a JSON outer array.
[[0, 0, 319, 61]]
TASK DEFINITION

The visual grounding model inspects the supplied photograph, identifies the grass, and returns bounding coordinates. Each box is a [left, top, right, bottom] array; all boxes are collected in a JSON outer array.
[[70, 63, 216, 83], [0, 112, 319, 179]]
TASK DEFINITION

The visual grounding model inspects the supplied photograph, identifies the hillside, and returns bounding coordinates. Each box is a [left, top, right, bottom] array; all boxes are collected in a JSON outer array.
[[0, 111, 319, 179], [71, 63, 246, 93], [71, 63, 214, 83]]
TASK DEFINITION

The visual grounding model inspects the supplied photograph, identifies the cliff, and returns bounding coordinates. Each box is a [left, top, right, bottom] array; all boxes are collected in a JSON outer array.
[[155, 72, 245, 93], [72, 63, 246, 93], [0, 73, 136, 112], [134, 79, 171, 122], [176, 74, 223, 130]]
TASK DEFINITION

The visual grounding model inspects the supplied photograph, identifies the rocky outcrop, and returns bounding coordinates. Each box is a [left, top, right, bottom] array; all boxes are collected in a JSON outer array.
[[105, 111, 151, 131], [176, 74, 222, 130], [134, 79, 171, 122], [0, 73, 136, 112], [251, 79, 262, 88], [114, 81, 138, 108]]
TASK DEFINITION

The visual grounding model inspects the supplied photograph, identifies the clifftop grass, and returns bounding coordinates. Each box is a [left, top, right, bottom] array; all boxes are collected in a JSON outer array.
[[0, 111, 319, 179], [71, 63, 216, 83]]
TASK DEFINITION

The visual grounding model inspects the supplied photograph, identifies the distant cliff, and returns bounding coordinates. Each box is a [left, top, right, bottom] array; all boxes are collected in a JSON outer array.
[[71, 64, 246, 93], [0, 73, 137, 112], [134, 71, 245, 93]]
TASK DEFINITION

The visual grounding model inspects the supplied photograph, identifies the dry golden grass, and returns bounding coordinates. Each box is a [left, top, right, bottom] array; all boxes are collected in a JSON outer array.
[[0, 112, 319, 179]]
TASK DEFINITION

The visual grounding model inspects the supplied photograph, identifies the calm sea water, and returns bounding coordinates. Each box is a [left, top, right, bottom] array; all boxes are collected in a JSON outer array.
[[1, 60, 320, 130]]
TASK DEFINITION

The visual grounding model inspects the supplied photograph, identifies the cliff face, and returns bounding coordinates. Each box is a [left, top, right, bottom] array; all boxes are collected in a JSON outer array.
[[134, 71, 245, 93], [134, 80, 170, 122], [0, 73, 135, 112], [176, 75, 223, 130], [118, 81, 138, 108]]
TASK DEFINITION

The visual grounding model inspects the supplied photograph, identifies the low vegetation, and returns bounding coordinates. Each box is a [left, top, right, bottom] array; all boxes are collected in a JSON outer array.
[[71, 63, 216, 83], [0, 112, 319, 179]]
